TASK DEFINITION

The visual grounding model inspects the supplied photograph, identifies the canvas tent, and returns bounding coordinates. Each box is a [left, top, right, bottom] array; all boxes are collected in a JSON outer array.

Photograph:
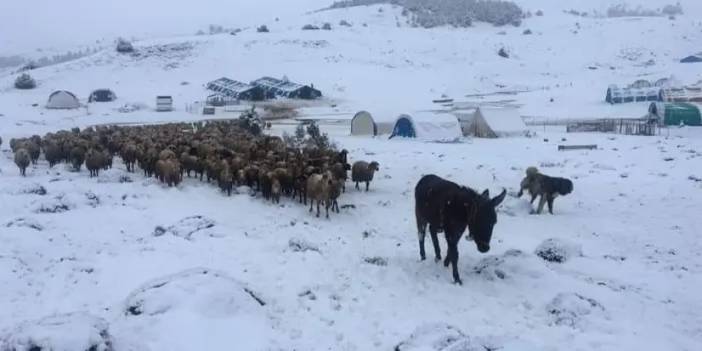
[[89, 89, 116, 102], [649, 102, 701, 126], [46, 90, 80, 109], [457, 107, 528, 138], [350, 111, 394, 136], [389, 112, 462, 141]]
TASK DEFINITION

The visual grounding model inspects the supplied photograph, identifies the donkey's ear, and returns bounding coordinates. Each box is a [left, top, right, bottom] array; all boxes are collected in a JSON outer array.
[[481, 189, 490, 199], [491, 189, 507, 207]]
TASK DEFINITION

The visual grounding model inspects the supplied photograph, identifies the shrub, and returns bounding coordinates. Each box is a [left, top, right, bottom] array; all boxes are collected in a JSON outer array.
[[257, 25, 270, 33], [116, 38, 134, 53], [14, 73, 36, 89], [302, 24, 320, 30], [536, 10, 543, 16], [339, 20, 352, 27], [498, 47, 509, 58], [237, 107, 263, 136], [322, 23, 332, 30]]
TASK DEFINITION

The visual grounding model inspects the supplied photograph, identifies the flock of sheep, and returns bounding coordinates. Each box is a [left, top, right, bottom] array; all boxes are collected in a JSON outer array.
[[5, 121, 381, 218]]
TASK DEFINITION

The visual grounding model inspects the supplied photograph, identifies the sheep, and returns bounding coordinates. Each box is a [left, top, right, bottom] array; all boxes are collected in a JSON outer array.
[[43, 141, 62, 168], [157, 159, 181, 187], [218, 162, 234, 196], [121, 143, 138, 172], [70, 145, 86, 171], [271, 178, 282, 204], [14, 148, 30, 176], [328, 176, 343, 213], [259, 171, 273, 200], [351, 161, 380, 191], [180, 152, 201, 178], [102, 150, 113, 170], [306, 173, 332, 218], [329, 162, 348, 193], [293, 174, 308, 204], [25, 141, 40, 165], [85, 149, 105, 177]]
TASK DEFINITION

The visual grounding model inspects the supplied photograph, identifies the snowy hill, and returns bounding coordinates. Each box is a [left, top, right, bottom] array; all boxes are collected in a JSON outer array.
[[1, 1, 702, 350], [1, 1, 702, 136]]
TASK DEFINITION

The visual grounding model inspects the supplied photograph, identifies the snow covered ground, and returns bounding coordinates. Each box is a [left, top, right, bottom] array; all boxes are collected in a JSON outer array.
[[1, 1, 702, 350]]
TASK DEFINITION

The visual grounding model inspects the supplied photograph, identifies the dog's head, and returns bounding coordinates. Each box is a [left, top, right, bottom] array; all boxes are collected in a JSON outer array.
[[525, 166, 539, 177]]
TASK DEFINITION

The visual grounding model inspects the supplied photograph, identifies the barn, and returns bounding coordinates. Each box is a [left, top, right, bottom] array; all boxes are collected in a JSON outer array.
[[206, 78, 267, 101], [46, 90, 80, 109], [251, 77, 322, 99], [88, 89, 117, 102], [350, 111, 394, 136], [389, 112, 462, 141], [457, 107, 528, 138], [649, 102, 701, 126]]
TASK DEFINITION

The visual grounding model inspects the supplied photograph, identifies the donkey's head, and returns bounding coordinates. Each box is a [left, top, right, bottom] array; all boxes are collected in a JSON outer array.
[[465, 188, 507, 253]]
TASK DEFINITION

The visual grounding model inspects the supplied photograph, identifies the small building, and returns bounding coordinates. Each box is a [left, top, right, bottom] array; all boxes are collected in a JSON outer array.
[[251, 76, 322, 99], [457, 107, 528, 138], [350, 111, 394, 136], [206, 77, 267, 101], [88, 89, 116, 102], [389, 112, 462, 141], [649, 102, 701, 126], [156, 96, 173, 112], [46, 90, 80, 109]]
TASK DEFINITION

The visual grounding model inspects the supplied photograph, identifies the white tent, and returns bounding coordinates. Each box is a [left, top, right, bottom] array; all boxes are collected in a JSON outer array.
[[46, 90, 80, 109], [390, 112, 462, 142], [457, 107, 527, 138], [350, 111, 395, 136]]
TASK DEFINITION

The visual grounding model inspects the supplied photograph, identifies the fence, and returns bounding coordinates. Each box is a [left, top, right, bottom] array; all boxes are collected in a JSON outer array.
[[566, 118, 657, 136]]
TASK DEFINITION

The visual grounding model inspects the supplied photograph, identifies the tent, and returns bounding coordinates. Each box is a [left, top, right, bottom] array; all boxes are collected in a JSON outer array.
[[649, 102, 701, 126], [680, 54, 702, 63], [46, 90, 80, 109], [350, 111, 395, 136], [457, 107, 528, 138], [351, 111, 376, 136], [89, 89, 116, 102], [389, 112, 462, 141]]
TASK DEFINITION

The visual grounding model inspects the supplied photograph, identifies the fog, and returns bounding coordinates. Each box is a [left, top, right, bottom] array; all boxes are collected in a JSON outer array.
[[0, 0, 330, 54]]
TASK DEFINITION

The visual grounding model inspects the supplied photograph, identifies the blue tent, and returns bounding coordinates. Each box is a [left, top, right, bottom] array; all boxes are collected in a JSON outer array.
[[390, 114, 416, 138]]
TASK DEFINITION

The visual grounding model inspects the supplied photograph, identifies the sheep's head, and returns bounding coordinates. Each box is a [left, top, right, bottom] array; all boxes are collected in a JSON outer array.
[[369, 161, 380, 172]]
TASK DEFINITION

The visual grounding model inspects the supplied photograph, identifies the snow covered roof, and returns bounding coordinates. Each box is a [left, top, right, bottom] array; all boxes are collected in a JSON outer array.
[[474, 107, 527, 137], [250, 76, 321, 99], [207, 77, 258, 95], [392, 112, 462, 141]]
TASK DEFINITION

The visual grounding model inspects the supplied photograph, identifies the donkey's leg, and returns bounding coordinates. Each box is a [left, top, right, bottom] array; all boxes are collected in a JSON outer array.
[[429, 225, 442, 262], [416, 214, 428, 260], [447, 238, 462, 285], [537, 195, 547, 214]]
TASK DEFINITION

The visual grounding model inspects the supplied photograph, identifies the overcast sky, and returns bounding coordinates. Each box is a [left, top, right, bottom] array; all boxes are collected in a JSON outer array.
[[0, 0, 330, 55]]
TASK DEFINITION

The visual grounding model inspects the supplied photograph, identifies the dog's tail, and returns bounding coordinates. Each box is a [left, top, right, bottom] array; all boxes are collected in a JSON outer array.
[[556, 178, 573, 195]]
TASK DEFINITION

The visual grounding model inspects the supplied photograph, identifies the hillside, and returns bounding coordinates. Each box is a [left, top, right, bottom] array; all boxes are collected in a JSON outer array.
[[1, 1, 702, 350], [1, 1, 701, 136]]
